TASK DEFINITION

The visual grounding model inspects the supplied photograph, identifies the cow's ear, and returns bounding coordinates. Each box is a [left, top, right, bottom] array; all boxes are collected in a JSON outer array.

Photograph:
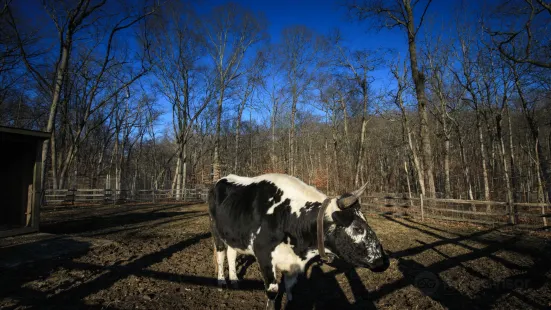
[[331, 210, 354, 227]]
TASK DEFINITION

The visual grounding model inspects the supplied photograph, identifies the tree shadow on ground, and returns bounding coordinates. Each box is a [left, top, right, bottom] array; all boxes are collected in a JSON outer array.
[[3, 232, 212, 309], [377, 215, 551, 310], [41, 209, 200, 234]]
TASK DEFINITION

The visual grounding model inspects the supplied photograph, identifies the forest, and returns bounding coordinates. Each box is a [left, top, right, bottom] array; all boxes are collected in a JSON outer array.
[[1, 0, 550, 204]]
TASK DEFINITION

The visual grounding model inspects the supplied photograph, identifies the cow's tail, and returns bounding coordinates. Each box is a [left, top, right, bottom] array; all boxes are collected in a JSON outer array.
[[207, 185, 217, 218], [208, 185, 219, 274], [213, 243, 218, 275]]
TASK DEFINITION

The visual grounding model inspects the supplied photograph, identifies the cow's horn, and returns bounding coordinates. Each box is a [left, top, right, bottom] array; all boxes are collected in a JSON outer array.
[[351, 182, 368, 199], [338, 195, 357, 209], [338, 182, 368, 209]]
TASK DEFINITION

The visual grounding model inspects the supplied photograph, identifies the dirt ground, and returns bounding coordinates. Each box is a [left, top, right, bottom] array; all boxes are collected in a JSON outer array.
[[1, 202, 550, 310]]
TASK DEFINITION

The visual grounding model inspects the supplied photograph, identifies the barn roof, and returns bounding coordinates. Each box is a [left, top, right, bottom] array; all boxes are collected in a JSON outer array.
[[0, 126, 50, 139]]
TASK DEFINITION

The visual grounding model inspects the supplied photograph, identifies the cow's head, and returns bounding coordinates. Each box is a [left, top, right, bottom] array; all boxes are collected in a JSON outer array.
[[325, 183, 389, 272]]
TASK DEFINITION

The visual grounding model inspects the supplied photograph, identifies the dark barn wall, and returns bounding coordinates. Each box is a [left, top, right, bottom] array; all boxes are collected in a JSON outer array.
[[0, 133, 36, 228]]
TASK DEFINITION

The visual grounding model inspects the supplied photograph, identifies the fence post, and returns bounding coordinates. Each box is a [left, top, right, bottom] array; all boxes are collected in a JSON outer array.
[[71, 189, 75, 205], [152, 190, 156, 203], [420, 194, 424, 221], [508, 202, 514, 225], [542, 204, 548, 227]]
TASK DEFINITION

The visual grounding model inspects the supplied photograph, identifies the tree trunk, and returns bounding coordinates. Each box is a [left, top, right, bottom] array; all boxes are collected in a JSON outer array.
[[404, 159, 412, 203], [235, 115, 241, 173], [456, 126, 474, 200], [41, 35, 72, 191], [213, 89, 225, 182], [235, 87, 249, 173], [271, 98, 278, 171], [513, 67, 551, 203], [50, 129, 59, 189], [325, 139, 330, 193], [172, 156, 181, 197], [332, 115, 340, 191], [496, 113, 514, 222], [507, 106, 517, 202], [182, 144, 187, 200], [398, 97, 425, 196], [475, 112, 491, 202], [444, 138, 451, 198], [176, 152, 182, 200], [290, 83, 297, 175], [354, 90, 368, 187], [404, 0, 435, 197]]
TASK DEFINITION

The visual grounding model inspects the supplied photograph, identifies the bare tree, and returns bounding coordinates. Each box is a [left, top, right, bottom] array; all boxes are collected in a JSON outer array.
[[333, 43, 381, 186], [391, 61, 425, 196], [6, 0, 157, 189], [279, 25, 317, 176], [202, 3, 267, 182], [151, 3, 213, 197], [488, 0, 551, 69], [234, 51, 266, 174], [348, 0, 437, 197]]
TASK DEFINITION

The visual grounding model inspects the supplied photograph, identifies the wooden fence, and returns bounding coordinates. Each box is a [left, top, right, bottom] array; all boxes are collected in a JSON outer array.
[[361, 194, 550, 229], [44, 187, 209, 206]]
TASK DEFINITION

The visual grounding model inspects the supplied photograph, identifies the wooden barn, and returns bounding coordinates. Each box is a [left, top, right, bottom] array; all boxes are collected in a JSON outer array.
[[0, 126, 50, 238]]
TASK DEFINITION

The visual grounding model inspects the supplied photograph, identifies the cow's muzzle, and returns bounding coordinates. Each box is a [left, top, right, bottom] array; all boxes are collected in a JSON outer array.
[[368, 254, 390, 272]]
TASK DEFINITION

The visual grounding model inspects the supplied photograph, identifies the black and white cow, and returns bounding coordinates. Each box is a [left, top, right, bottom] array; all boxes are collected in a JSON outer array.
[[208, 173, 389, 309]]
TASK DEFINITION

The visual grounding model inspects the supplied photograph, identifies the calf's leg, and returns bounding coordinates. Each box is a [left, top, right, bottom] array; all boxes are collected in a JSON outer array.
[[284, 272, 298, 302]]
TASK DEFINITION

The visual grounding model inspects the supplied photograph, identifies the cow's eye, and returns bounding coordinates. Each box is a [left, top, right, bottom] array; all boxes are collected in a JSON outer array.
[[353, 227, 364, 235]]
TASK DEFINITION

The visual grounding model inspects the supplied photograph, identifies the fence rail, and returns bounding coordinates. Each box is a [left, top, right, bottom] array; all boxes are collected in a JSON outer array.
[[361, 194, 550, 229], [44, 187, 209, 206]]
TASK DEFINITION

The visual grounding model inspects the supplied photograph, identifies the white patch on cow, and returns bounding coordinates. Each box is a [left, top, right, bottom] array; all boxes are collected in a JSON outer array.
[[243, 231, 256, 255], [222, 173, 326, 216], [267, 283, 279, 292], [271, 243, 319, 274], [227, 247, 238, 282], [365, 236, 384, 263], [356, 209, 367, 221], [324, 198, 340, 220], [222, 174, 255, 186], [216, 250, 226, 285], [345, 225, 366, 244]]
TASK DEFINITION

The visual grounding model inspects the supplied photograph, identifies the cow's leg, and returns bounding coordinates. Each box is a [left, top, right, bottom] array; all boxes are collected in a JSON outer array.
[[216, 249, 226, 286], [283, 272, 298, 302], [227, 246, 238, 288], [210, 219, 227, 287]]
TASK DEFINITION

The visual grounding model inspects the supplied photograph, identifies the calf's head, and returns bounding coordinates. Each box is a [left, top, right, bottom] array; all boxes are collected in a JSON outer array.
[[325, 183, 389, 272]]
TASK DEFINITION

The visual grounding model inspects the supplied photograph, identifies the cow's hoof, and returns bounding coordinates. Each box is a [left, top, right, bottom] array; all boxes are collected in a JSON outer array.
[[217, 279, 227, 287], [286, 292, 293, 302], [230, 280, 239, 289], [266, 299, 275, 310]]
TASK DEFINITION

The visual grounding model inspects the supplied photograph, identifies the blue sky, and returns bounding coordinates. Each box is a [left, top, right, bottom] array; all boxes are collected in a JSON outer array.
[[16, 0, 489, 133], [152, 0, 490, 132], [205, 0, 469, 54]]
